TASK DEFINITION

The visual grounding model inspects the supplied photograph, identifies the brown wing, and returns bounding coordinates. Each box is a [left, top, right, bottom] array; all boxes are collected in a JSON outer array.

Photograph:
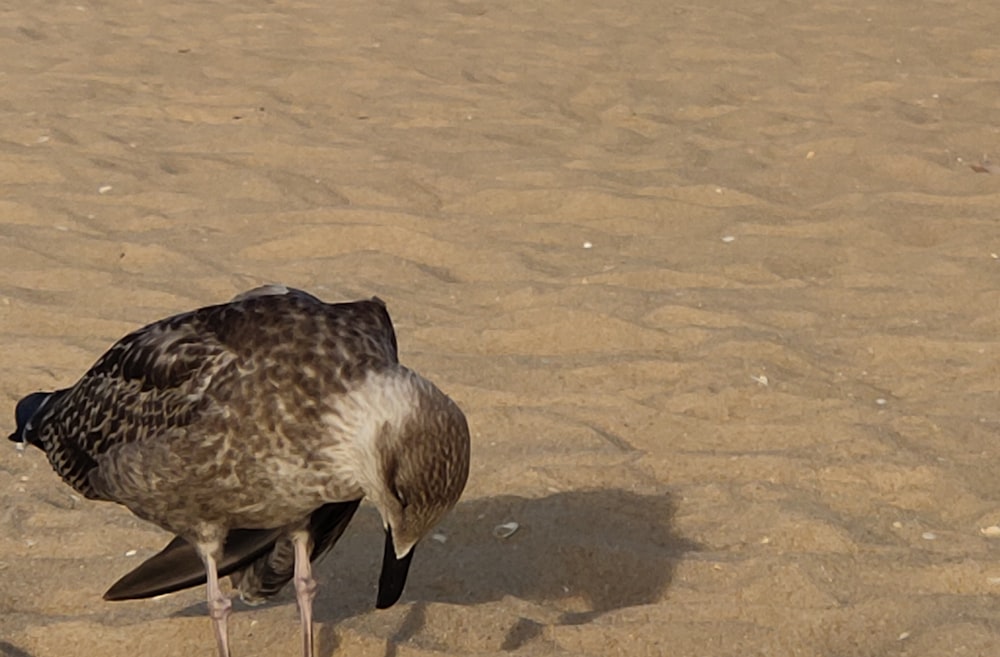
[[22, 293, 399, 500], [25, 310, 237, 499]]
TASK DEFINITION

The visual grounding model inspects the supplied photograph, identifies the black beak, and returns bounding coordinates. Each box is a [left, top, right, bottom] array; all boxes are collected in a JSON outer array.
[[376, 529, 415, 609]]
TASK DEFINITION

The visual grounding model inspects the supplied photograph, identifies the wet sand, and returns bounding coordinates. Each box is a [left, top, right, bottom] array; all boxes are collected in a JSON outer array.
[[2, 1, 1000, 655]]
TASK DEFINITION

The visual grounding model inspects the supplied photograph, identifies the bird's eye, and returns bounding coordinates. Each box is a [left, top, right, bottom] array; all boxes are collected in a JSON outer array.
[[390, 480, 408, 509]]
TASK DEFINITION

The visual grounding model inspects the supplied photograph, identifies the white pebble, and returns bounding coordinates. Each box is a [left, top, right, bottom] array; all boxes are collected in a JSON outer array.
[[980, 526, 1000, 537], [875, 398, 887, 406], [582, 241, 593, 249], [124, 549, 138, 557], [98, 185, 112, 194], [921, 532, 937, 540], [430, 532, 447, 544], [721, 235, 736, 243], [898, 632, 910, 640]]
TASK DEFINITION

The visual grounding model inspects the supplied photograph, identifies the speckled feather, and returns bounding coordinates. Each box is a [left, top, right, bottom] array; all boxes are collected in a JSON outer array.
[[20, 293, 398, 512]]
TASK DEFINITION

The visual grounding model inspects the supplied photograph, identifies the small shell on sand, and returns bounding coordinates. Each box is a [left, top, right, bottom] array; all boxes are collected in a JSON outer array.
[[493, 522, 519, 539]]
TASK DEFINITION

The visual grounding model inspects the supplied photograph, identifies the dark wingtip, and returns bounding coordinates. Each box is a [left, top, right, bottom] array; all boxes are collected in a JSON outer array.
[[376, 530, 415, 609], [105, 527, 287, 601], [8, 391, 53, 445], [104, 536, 200, 601]]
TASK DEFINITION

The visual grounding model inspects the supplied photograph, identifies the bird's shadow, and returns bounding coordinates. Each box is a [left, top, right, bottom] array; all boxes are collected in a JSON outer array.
[[0, 641, 34, 657], [167, 489, 696, 655], [315, 488, 697, 654]]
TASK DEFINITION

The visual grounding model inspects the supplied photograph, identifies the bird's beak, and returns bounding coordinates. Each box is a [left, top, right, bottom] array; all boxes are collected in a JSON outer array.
[[376, 529, 415, 609]]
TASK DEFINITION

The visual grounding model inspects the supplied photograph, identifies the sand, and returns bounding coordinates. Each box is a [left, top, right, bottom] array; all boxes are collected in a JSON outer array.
[[2, 1, 1000, 655]]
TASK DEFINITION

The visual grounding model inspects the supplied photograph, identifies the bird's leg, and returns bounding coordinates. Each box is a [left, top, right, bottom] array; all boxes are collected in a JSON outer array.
[[202, 551, 232, 657], [292, 530, 318, 657]]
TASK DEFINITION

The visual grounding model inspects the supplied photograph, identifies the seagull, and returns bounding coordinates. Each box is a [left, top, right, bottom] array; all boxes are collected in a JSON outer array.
[[8, 286, 471, 657]]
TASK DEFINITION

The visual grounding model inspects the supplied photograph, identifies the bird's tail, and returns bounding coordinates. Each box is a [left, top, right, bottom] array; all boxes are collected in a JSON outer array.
[[8, 390, 62, 447]]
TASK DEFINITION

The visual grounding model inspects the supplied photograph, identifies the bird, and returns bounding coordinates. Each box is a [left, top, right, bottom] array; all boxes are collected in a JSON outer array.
[[8, 285, 471, 657]]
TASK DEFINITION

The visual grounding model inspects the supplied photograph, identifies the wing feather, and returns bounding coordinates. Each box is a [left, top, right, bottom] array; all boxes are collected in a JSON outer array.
[[19, 292, 398, 501]]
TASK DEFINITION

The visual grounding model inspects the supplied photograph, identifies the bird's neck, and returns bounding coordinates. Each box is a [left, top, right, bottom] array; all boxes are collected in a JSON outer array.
[[318, 367, 421, 495]]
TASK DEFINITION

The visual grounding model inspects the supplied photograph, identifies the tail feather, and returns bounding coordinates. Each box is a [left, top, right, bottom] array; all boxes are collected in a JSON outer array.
[[104, 528, 287, 601], [104, 500, 362, 603]]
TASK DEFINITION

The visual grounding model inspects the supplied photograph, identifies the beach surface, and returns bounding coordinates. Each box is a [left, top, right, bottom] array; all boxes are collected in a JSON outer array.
[[2, 1, 1000, 655]]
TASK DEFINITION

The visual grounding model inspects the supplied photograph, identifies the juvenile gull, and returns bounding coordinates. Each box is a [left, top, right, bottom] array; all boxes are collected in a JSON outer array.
[[8, 287, 471, 657]]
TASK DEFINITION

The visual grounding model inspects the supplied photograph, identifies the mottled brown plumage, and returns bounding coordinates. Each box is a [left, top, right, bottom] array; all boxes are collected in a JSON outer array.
[[9, 286, 471, 657]]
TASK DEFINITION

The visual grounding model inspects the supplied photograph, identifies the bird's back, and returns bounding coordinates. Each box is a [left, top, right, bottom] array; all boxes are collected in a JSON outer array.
[[11, 293, 399, 503]]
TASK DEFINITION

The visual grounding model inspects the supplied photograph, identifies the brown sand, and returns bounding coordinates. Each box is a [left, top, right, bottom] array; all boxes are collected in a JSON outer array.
[[2, 1, 1000, 656]]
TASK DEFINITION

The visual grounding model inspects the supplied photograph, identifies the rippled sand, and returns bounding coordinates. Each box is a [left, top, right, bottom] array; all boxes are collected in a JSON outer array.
[[2, 1, 1000, 656]]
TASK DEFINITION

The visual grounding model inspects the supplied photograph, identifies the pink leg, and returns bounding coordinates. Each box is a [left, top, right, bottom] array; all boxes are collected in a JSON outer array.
[[203, 553, 232, 657], [292, 531, 317, 657]]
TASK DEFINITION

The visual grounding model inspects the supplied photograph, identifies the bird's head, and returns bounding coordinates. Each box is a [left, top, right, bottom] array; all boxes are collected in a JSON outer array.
[[365, 374, 470, 609]]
